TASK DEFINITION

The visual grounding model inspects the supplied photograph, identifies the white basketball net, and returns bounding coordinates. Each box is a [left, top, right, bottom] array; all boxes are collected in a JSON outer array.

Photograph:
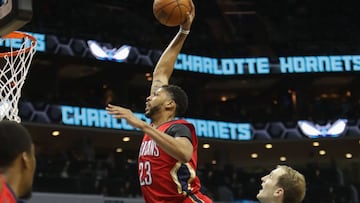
[[0, 33, 37, 122]]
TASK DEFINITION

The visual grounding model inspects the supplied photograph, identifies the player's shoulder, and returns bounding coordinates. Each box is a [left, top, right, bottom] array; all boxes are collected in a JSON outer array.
[[171, 119, 195, 131]]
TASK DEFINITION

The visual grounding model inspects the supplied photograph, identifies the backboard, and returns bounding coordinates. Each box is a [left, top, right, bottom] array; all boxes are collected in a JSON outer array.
[[0, 0, 32, 36]]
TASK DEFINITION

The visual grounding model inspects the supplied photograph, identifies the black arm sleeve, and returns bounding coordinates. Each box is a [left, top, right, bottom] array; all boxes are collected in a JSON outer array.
[[164, 123, 192, 143]]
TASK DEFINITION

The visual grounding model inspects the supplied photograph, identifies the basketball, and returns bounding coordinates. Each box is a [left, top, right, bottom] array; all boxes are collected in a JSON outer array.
[[153, 0, 193, 27]]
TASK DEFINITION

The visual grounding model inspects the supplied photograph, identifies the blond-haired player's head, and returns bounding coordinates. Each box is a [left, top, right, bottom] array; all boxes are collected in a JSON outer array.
[[257, 165, 306, 203]]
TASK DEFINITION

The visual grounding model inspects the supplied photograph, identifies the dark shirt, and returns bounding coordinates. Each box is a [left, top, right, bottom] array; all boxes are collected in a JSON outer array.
[[165, 123, 192, 142]]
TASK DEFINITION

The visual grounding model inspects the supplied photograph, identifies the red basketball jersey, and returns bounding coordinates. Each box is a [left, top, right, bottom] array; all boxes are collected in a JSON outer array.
[[138, 119, 210, 203], [0, 176, 17, 203]]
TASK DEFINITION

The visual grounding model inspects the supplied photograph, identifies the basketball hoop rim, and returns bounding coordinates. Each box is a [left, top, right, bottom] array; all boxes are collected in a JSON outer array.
[[0, 31, 37, 58]]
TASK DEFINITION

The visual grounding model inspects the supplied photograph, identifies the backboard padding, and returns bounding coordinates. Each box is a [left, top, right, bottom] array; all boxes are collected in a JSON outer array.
[[0, 0, 32, 37]]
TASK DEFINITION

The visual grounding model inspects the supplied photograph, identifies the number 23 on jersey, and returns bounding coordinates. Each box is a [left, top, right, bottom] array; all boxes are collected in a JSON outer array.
[[139, 161, 152, 186]]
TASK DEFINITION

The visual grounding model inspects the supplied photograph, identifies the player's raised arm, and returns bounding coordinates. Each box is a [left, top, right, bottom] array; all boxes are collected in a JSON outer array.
[[150, 6, 195, 96]]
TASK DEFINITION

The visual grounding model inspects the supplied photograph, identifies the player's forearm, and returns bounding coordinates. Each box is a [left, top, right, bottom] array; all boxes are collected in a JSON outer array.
[[153, 30, 189, 79], [140, 124, 192, 162], [150, 31, 189, 95]]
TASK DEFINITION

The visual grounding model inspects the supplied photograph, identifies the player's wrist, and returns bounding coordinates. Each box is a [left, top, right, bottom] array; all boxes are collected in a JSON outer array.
[[179, 27, 190, 35]]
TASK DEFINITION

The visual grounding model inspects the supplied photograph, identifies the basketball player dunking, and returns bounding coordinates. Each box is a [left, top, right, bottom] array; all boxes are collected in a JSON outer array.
[[106, 3, 213, 203]]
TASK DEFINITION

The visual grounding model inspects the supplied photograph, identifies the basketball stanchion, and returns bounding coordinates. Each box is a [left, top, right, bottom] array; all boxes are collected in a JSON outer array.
[[0, 31, 37, 122]]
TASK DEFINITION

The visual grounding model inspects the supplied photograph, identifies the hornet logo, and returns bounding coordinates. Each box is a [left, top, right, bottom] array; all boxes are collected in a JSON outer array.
[[87, 40, 131, 62], [297, 119, 347, 138]]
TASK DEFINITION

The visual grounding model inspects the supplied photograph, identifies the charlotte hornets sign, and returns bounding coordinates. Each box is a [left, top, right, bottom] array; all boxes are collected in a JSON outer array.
[[18, 102, 359, 141], [61, 105, 253, 141], [175, 54, 360, 75]]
